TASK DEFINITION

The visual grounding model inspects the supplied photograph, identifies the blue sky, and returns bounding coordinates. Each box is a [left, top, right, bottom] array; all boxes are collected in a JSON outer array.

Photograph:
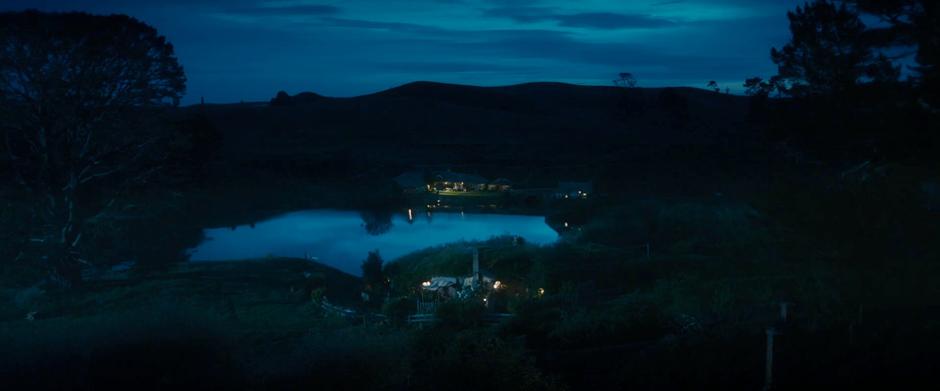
[[3, 0, 802, 104]]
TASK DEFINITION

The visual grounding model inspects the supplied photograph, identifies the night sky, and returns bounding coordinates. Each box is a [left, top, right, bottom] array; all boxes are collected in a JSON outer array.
[[3, 0, 802, 105]]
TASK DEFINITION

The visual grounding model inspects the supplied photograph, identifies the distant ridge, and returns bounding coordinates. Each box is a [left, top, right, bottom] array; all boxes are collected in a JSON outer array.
[[192, 81, 755, 165]]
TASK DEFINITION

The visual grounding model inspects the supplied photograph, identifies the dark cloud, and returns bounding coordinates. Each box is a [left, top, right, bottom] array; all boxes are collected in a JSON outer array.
[[0, 0, 803, 102], [482, 6, 674, 29], [318, 17, 452, 35], [481, 6, 554, 23], [223, 4, 340, 17], [555, 12, 675, 29], [378, 61, 524, 73], [450, 29, 682, 67]]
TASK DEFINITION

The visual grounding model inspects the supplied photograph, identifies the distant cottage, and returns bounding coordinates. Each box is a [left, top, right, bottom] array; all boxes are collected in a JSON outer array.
[[554, 181, 592, 199], [420, 248, 498, 300], [393, 169, 512, 193]]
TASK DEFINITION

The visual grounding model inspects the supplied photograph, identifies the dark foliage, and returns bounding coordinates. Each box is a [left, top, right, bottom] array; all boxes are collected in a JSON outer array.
[[165, 111, 223, 183], [361, 250, 387, 300], [770, 1, 898, 98], [0, 11, 185, 285], [850, 0, 940, 108]]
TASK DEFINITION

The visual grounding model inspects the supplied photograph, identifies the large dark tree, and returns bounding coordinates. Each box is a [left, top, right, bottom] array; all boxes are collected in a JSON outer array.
[[0, 11, 185, 285], [770, 1, 898, 97], [361, 250, 387, 302], [849, 0, 939, 108]]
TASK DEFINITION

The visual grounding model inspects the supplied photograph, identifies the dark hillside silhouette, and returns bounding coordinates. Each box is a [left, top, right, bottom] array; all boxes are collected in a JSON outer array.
[[196, 82, 752, 164], [0, 3, 938, 390]]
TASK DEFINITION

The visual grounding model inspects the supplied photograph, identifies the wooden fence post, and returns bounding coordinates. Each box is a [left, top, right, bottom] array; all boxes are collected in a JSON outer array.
[[763, 327, 779, 391]]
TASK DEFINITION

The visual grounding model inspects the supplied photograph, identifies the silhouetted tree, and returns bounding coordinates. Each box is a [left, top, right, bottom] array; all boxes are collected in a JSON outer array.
[[613, 72, 638, 88], [270, 91, 292, 106], [361, 250, 387, 299], [706, 80, 720, 93], [849, 0, 939, 108], [360, 209, 393, 235], [770, 1, 898, 97], [0, 11, 185, 285], [743, 76, 782, 97]]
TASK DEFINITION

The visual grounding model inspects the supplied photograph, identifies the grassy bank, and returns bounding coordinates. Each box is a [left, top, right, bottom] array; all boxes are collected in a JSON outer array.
[[0, 258, 564, 389]]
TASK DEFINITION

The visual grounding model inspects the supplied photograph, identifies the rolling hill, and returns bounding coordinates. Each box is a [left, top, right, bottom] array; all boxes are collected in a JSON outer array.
[[187, 82, 767, 192], [195, 82, 756, 161]]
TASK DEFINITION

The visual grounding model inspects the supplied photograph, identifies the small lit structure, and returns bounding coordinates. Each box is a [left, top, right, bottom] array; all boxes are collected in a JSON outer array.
[[432, 170, 511, 192], [393, 169, 513, 194], [432, 170, 489, 192], [554, 181, 593, 199], [419, 247, 498, 300], [421, 277, 461, 299], [489, 178, 512, 192]]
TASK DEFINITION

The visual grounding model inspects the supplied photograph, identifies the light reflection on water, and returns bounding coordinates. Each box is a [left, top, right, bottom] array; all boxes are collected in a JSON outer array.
[[189, 209, 558, 275]]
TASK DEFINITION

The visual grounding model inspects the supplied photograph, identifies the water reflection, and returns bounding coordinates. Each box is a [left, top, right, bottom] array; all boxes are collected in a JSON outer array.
[[359, 209, 394, 235], [190, 209, 558, 275]]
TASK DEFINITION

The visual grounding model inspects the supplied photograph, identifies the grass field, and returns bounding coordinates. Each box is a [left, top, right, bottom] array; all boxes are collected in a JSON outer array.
[[2, 258, 362, 324]]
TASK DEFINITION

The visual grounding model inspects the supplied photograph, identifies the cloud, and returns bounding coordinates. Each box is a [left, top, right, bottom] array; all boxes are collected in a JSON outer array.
[[377, 61, 524, 73], [318, 17, 451, 35], [481, 6, 554, 23], [223, 4, 340, 17], [652, 0, 685, 6], [481, 6, 674, 29], [554, 12, 675, 29]]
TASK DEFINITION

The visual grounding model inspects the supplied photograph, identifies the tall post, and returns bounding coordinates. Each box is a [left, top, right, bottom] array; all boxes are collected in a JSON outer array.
[[472, 247, 482, 290], [472, 247, 479, 276], [763, 327, 779, 391]]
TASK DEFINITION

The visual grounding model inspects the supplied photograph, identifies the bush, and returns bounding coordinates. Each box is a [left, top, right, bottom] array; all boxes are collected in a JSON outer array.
[[254, 327, 411, 389], [382, 296, 414, 324], [410, 328, 564, 391], [0, 304, 240, 389], [549, 297, 668, 349], [435, 299, 485, 329], [579, 200, 772, 260]]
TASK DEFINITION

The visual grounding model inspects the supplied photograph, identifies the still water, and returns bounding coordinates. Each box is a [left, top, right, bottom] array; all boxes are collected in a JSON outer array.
[[189, 209, 558, 275]]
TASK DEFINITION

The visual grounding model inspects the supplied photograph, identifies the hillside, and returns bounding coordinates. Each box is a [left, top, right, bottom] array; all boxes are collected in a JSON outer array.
[[193, 82, 757, 167]]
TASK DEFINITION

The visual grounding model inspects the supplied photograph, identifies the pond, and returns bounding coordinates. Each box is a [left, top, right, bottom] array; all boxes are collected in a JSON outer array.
[[189, 209, 559, 275]]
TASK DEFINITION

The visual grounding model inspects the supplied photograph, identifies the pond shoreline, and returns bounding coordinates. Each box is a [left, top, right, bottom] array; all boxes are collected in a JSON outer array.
[[189, 209, 559, 276]]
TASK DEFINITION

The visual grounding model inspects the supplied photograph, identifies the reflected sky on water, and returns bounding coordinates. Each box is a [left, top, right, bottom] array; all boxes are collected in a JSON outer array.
[[189, 209, 558, 275]]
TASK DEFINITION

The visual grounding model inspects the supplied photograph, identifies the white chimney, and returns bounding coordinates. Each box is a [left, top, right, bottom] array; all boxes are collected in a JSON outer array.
[[472, 247, 480, 276]]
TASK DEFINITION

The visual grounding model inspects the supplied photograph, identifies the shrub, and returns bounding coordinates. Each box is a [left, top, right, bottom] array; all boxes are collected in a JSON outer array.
[[253, 326, 411, 389], [0, 304, 239, 389], [435, 299, 485, 329], [410, 328, 564, 391]]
